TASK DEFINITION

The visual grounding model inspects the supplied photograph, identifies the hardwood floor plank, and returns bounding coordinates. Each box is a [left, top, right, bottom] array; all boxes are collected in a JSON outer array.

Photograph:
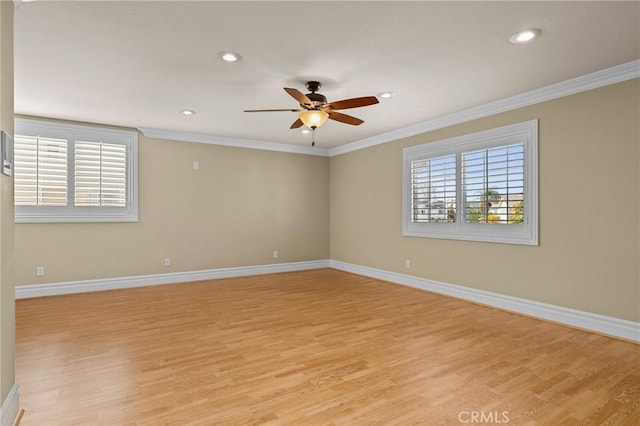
[[16, 269, 640, 425]]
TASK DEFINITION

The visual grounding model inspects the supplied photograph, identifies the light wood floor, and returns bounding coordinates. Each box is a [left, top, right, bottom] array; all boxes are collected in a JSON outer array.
[[16, 269, 639, 425]]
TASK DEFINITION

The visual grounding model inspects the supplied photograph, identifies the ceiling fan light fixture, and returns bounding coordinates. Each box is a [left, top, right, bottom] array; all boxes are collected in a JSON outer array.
[[299, 110, 329, 129]]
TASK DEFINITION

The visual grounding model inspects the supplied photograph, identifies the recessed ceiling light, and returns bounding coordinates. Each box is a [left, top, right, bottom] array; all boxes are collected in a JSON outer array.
[[301, 129, 311, 134], [509, 29, 542, 44], [219, 52, 241, 62], [181, 110, 195, 116], [378, 92, 395, 99]]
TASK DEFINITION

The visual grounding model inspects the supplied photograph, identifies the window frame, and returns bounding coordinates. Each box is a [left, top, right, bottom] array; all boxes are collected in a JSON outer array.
[[402, 120, 538, 245], [14, 118, 138, 223]]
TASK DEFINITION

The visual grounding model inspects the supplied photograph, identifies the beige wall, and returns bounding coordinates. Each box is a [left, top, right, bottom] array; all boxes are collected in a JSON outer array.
[[0, 0, 15, 403], [12, 79, 639, 325], [15, 135, 330, 284], [331, 79, 640, 322]]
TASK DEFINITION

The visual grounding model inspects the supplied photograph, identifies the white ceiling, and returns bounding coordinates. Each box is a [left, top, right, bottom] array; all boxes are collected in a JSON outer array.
[[13, 1, 640, 149]]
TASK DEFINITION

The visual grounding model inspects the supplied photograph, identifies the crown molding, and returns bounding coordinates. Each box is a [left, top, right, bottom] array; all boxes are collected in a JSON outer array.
[[328, 60, 640, 157], [138, 61, 639, 158], [138, 127, 329, 157]]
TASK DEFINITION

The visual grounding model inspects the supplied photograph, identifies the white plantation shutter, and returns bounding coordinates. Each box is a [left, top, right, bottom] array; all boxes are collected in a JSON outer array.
[[75, 142, 127, 207], [14, 135, 68, 206], [411, 154, 456, 223], [462, 143, 524, 224], [14, 118, 138, 223]]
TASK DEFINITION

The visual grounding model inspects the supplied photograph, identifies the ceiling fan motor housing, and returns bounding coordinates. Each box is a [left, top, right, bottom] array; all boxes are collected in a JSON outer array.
[[306, 92, 327, 106], [305, 81, 327, 107]]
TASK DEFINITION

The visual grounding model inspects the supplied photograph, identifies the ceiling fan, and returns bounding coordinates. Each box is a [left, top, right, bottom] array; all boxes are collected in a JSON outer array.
[[244, 81, 379, 146]]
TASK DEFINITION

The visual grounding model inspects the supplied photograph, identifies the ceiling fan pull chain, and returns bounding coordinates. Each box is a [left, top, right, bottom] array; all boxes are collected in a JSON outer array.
[[312, 128, 316, 147]]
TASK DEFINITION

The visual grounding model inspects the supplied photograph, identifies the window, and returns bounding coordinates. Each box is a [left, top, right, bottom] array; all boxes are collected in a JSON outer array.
[[74, 141, 127, 207], [403, 120, 538, 245], [14, 135, 68, 206], [462, 143, 524, 225], [14, 118, 138, 223], [410, 154, 456, 223]]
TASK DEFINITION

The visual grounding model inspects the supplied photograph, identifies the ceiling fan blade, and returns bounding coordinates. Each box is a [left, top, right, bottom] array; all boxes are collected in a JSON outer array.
[[284, 87, 314, 108], [244, 108, 301, 112], [328, 111, 364, 126], [324, 96, 379, 111], [290, 118, 304, 129]]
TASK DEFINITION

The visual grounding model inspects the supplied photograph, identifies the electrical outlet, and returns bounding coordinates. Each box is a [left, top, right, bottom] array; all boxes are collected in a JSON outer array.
[[405, 259, 411, 269], [192, 160, 199, 170], [36, 266, 45, 276], [164, 258, 171, 267], [273, 250, 278, 258]]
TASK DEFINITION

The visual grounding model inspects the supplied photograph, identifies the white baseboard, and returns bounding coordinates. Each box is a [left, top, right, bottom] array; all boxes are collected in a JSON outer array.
[[15, 260, 330, 299], [14, 258, 638, 342], [0, 384, 19, 426], [329, 260, 640, 342]]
